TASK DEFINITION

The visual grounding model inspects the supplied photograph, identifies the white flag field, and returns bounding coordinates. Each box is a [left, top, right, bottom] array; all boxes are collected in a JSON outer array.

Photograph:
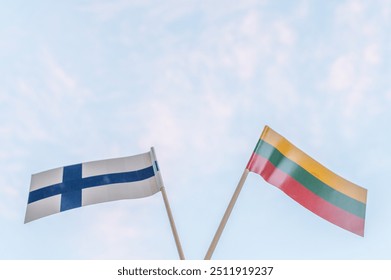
[[25, 147, 185, 259], [25, 149, 162, 223]]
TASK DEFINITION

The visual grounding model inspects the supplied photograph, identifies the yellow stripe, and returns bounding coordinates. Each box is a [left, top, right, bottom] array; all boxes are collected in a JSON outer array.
[[260, 126, 367, 204]]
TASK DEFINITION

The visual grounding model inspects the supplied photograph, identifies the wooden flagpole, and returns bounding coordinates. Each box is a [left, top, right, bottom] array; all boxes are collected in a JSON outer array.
[[204, 168, 249, 260], [161, 186, 185, 260], [150, 147, 185, 260]]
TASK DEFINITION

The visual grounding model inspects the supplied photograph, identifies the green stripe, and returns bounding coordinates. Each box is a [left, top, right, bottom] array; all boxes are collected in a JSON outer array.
[[255, 140, 366, 219]]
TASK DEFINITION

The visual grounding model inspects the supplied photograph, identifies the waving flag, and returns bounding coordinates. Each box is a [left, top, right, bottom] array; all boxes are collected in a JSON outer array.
[[247, 126, 367, 236], [205, 126, 368, 260], [25, 148, 185, 259], [25, 150, 162, 223]]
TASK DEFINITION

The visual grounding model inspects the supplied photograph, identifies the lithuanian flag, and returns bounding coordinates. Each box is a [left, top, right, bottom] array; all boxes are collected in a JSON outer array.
[[247, 126, 367, 236]]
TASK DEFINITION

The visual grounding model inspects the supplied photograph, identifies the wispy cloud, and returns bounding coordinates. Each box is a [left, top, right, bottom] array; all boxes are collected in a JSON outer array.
[[3, 0, 391, 259], [79, 0, 138, 21]]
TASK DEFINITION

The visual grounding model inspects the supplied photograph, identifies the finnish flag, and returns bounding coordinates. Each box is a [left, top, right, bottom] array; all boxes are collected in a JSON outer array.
[[25, 148, 162, 223]]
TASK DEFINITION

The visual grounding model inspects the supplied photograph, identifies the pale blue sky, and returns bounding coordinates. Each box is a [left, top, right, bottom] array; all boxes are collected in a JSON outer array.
[[1, 0, 391, 259]]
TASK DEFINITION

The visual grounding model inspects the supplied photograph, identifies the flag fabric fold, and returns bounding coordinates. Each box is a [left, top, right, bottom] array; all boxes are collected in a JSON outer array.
[[246, 126, 367, 236], [25, 150, 162, 223]]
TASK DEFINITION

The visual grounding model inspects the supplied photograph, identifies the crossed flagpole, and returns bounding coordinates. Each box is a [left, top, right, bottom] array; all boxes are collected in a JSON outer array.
[[25, 126, 367, 259], [24, 145, 250, 260]]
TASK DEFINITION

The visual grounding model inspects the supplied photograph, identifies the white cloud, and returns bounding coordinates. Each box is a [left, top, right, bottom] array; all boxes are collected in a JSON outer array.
[[335, 0, 365, 27], [136, 92, 236, 171], [0, 50, 94, 153], [274, 20, 296, 47], [42, 50, 92, 107], [79, 0, 138, 21], [84, 207, 142, 258], [45, 56, 76, 94], [137, 99, 186, 157], [0, 183, 21, 220], [321, 0, 391, 141], [5, 0, 391, 260], [363, 43, 381, 65], [328, 54, 356, 91]]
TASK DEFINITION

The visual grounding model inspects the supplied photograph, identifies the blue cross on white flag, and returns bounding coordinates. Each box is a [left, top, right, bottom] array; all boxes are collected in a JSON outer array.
[[25, 148, 163, 223]]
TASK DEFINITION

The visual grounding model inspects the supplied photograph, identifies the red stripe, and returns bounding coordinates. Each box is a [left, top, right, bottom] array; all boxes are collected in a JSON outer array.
[[248, 153, 365, 236]]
